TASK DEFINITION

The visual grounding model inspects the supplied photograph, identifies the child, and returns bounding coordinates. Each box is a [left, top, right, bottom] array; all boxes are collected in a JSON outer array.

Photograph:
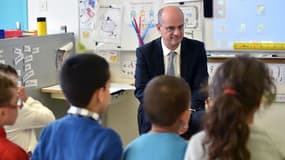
[[32, 53, 123, 160], [0, 64, 55, 153], [185, 56, 285, 160], [0, 73, 29, 160], [123, 75, 192, 160]]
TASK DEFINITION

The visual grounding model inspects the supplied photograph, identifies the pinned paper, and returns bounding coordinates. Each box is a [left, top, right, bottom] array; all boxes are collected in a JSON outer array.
[[23, 70, 34, 82], [97, 50, 120, 63], [24, 63, 32, 72], [14, 48, 24, 65], [14, 55, 24, 66], [207, 63, 221, 82], [23, 45, 32, 52], [25, 79, 38, 87], [32, 47, 40, 54], [120, 60, 135, 79], [16, 70, 21, 76], [13, 48, 22, 54], [24, 55, 33, 63], [268, 64, 285, 83]]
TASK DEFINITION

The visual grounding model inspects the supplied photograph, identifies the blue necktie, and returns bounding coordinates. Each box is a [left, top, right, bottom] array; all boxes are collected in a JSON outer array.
[[167, 51, 176, 76]]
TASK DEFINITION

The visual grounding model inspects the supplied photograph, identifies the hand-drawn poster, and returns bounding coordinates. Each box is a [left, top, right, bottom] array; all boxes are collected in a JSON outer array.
[[79, 0, 98, 49], [80, 0, 97, 29], [96, 50, 120, 63], [179, 4, 201, 30], [125, 1, 161, 32], [96, 5, 122, 44], [120, 59, 136, 79], [171, 1, 203, 40]]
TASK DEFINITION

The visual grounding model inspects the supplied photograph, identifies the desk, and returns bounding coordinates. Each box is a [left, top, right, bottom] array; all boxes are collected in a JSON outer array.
[[41, 83, 135, 100]]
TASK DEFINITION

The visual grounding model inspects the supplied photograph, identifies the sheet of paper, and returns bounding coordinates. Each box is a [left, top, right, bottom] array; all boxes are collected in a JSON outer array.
[[110, 83, 135, 93], [97, 5, 123, 44]]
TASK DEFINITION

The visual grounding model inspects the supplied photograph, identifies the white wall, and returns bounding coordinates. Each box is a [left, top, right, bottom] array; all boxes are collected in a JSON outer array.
[[28, 0, 204, 51], [28, 0, 79, 37]]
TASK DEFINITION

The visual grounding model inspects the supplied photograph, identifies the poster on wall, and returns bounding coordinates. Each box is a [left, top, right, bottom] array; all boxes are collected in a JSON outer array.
[[125, 1, 160, 30], [96, 5, 123, 44], [96, 50, 120, 64], [79, 0, 97, 29], [179, 4, 201, 31], [124, 0, 161, 46], [172, 1, 204, 40], [79, 0, 98, 49]]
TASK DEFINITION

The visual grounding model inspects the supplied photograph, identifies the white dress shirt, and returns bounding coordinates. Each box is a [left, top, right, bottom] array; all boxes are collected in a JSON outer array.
[[4, 97, 55, 152], [161, 39, 181, 77]]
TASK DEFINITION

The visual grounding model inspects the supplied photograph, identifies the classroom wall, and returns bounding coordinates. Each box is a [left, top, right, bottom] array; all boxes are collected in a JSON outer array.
[[28, 0, 79, 36], [26, 0, 284, 146], [0, 0, 28, 30]]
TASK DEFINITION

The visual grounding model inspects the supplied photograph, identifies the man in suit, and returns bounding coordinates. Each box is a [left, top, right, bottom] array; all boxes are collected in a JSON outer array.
[[134, 6, 208, 139]]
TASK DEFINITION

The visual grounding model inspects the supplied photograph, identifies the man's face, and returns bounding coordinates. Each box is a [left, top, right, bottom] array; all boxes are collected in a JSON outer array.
[[157, 9, 184, 50]]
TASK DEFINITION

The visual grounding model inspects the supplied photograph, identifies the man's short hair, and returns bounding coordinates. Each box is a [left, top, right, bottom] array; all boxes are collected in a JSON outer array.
[[157, 6, 184, 24], [0, 73, 17, 106], [60, 53, 110, 108], [144, 75, 191, 127]]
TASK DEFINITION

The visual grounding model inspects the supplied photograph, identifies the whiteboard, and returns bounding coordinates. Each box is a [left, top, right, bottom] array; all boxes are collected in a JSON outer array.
[[204, 0, 285, 50]]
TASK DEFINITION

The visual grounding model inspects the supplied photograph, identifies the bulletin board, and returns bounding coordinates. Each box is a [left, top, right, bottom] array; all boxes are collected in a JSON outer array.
[[79, 0, 204, 51], [0, 33, 75, 98], [205, 0, 285, 51], [78, 0, 161, 51]]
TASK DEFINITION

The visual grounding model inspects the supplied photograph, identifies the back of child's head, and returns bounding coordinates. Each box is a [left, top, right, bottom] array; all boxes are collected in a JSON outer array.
[[144, 75, 191, 127], [204, 56, 276, 160], [0, 72, 17, 107], [0, 64, 18, 77], [60, 53, 110, 108]]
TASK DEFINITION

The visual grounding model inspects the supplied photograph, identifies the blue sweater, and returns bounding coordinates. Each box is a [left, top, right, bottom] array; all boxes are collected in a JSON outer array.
[[123, 133, 187, 160], [32, 115, 123, 160]]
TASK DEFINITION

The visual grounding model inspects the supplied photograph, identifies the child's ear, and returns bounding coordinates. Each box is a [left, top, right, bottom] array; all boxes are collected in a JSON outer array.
[[0, 109, 5, 116], [181, 110, 191, 126], [97, 87, 106, 104], [88, 88, 104, 106], [178, 110, 191, 135]]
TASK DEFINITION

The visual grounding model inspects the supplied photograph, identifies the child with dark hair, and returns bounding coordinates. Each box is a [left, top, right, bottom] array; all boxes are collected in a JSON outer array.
[[0, 73, 29, 160], [123, 75, 192, 160], [0, 64, 55, 153], [185, 56, 285, 160], [32, 53, 123, 160]]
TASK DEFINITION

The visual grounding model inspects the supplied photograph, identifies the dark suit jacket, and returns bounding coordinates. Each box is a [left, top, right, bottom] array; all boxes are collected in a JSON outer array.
[[134, 37, 209, 138]]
